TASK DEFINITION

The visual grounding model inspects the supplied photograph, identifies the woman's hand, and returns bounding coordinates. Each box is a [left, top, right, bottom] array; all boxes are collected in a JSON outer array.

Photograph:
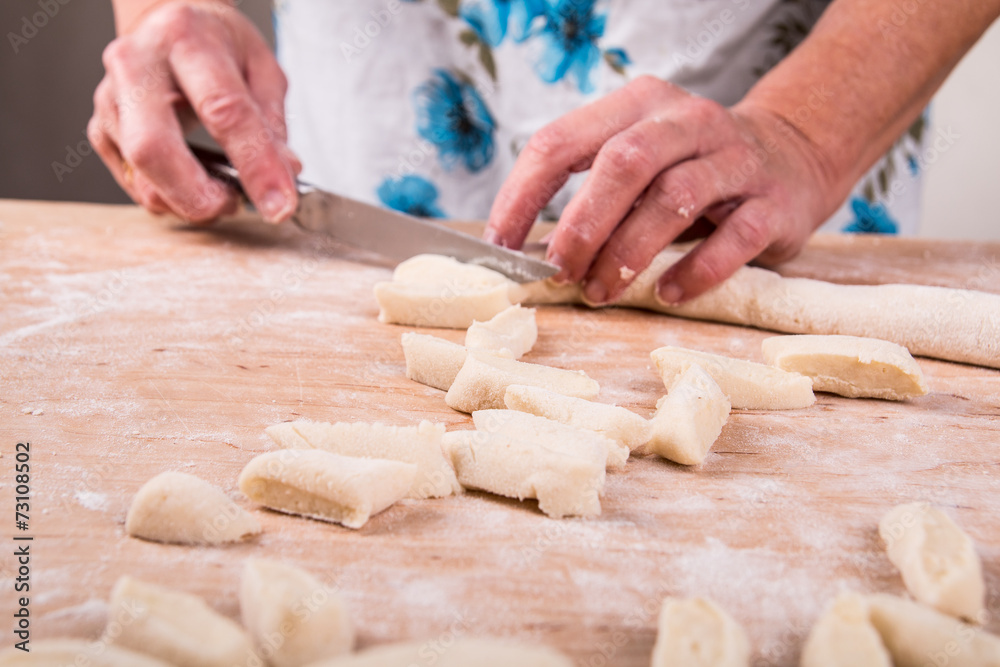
[[88, 1, 300, 223], [485, 76, 837, 305]]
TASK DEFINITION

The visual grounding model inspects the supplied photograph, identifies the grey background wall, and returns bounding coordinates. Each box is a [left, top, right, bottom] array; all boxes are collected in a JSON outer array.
[[0, 2, 996, 240]]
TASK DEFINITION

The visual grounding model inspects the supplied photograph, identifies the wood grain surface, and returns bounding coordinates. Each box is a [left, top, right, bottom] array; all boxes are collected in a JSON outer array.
[[1, 199, 999, 666]]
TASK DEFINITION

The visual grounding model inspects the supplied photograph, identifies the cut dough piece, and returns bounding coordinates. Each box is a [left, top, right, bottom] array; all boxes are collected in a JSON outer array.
[[125, 471, 261, 545], [446, 351, 599, 413], [265, 420, 461, 499], [878, 502, 984, 621], [301, 638, 573, 667], [400, 332, 468, 390], [374, 281, 512, 329], [392, 254, 511, 288], [238, 450, 416, 529], [241, 559, 354, 667], [800, 592, 892, 667], [0, 640, 173, 667], [761, 334, 928, 399], [442, 426, 605, 518], [504, 384, 649, 451], [866, 593, 1000, 667], [651, 345, 814, 410], [465, 304, 538, 358], [648, 364, 731, 466], [473, 408, 628, 470], [103, 576, 258, 667], [650, 597, 750, 667]]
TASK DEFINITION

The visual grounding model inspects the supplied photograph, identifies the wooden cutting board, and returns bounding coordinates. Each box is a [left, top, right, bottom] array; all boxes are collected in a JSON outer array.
[[1, 199, 999, 665]]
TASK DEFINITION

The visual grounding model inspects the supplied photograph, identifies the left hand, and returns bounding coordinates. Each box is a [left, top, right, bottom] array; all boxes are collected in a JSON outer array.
[[484, 76, 837, 305]]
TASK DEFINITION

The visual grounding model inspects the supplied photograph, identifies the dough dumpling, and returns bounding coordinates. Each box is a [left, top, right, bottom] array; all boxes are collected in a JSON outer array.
[[465, 304, 537, 358], [301, 637, 573, 667], [400, 333, 468, 391], [650, 597, 749, 667], [800, 592, 892, 667], [648, 364, 731, 466], [0, 640, 173, 667]]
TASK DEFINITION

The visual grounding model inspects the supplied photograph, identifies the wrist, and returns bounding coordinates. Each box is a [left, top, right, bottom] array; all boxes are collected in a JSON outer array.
[[113, 0, 233, 34]]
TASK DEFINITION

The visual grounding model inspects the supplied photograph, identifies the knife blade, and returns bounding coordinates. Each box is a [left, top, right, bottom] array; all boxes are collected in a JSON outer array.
[[189, 143, 558, 283]]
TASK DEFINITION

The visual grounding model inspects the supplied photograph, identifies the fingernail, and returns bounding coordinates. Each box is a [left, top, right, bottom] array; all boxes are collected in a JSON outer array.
[[260, 189, 292, 223], [483, 228, 504, 246], [657, 282, 684, 306], [583, 279, 608, 305], [546, 252, 570, 285]]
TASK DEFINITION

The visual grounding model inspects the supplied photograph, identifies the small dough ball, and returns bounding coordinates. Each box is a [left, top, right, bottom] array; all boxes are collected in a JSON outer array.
[[239, 450, 416, 529], [465, 304, 538, 358], [648, 364, 731, 465], [241, 559, 354, 667], [301, 637, 573, 667], [125, 471, 261, 545], [801, 592, 892, 667], [878, 502, 984, 622], [762, 334, 928, 400], [400, 333, 469, 391], [103, 576, 258, 667], [651, 345, 814, 410], [651, 597, 750, 667], [0, 640, 173, 667]]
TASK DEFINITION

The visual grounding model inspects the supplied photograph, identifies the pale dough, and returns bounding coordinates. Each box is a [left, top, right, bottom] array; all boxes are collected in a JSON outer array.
[[513, 248, 1000, 370], [241, 558, 354, 667], [761, 334, 928, 400], [878, 502, 985, 621], [124, 471, 261, 545], [103, 576, 258, 667], [391, 253, 512, 288], [472, 408, 628, 470], [0, 640, 173, 667], [648, 364, 731, 466], [465, 304, 538, 358], [800, 592, 892, 667], [400, 332, 468, 390], [265, 420, 461, 499], [503, 383, 650, 451], [650, 597, 750, 667], [442, 425, 606, 518], [445, 351, 600, 413], [866, 593, 1000, 667], [650, 345, 814, 410], [238, 450, 416, 529], [300, 638, 573, 667]]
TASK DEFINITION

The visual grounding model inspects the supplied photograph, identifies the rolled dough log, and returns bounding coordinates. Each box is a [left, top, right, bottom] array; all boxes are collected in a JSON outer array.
[[472, 408, 628, 470], [300, 638, 573, 667], [513, 248, 1000, 369], [442, 427, 606, 518], [124, 471, 261, 545], [265, 420, 461, 499], [878, 502, 985, 621], [446, 351, 600, 413], [238, 450, 416, 529], [465, 304, 538, 358], [0, 640, 173, 667], [648, 364, 731, 466], [650, 597, 750, 667], [866, 593, 1000, 667], [401, 333, 468, 390], [800, 592, 892, 667], [651, 346, 814, 410], [503, 383, 650, 451], [103, 576, 258, 667], [761, 334, 928, 400], [241, 558, 354, 667]]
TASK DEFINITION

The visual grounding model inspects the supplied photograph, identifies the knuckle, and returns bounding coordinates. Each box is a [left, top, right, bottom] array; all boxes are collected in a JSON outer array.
[[525, 123, 569, 162], [599, 134, 654, 180], [121, 135, 164, 172], [649, 172, 698, 218], [683, 96, 725, 126], [688, 252, 729, 288], [730, 208, 772, 253], [197, 91, 256, 135], [101, 38, 129, 70], [628, 74, 666, 99]]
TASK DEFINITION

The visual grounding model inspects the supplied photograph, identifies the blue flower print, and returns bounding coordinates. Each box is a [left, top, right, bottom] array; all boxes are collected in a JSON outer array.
[[414, 69, 496, 173], [459, 0, 545, 46], [843, 197, 898, 234], [377, 175, 446, 218], [533, 0, 607, 93], [603, 47, 631, 69]]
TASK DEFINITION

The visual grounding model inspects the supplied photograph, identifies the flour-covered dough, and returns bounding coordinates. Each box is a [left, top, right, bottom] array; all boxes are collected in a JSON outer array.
[[465, 304, 537, 358], [0, 640, 173, 667], [650, 597, 749, 667], [400, 333, 468, 390], [265, 420, 461, 499], [879, 502, 984, 621], [301, 638, 573, 667], [651, 345, 814, 410], [648, 364, 731, 465], [503, 384, 650, 451], [239, 450, 416, 529], [241, 559, 354, 667], [762, 334, 928, 399], [446, 351, 599, 413], [125, 471, 261, 545], [104, 576, 258, 667], [801, 592, 892, 667]]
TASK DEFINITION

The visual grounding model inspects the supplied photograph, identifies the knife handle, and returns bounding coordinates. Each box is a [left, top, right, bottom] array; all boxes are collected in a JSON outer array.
[[187, 142, 249, 202]]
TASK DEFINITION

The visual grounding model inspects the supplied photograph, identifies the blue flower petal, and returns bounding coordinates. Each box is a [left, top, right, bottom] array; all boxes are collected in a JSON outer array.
[[459, 0, 510, 47], [604, 47, 632, 68], [414, 69, 496, 173], [843, 196, 898, 234], [377, 175, 446, 218], [532, 0, 607, 93]]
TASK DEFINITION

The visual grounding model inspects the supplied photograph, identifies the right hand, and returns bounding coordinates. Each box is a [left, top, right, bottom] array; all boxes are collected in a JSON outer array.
[[88, 1, 300, 223]]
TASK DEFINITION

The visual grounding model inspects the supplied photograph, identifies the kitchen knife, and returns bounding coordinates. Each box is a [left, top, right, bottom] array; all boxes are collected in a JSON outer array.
[[189, 143, 559, 283]]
